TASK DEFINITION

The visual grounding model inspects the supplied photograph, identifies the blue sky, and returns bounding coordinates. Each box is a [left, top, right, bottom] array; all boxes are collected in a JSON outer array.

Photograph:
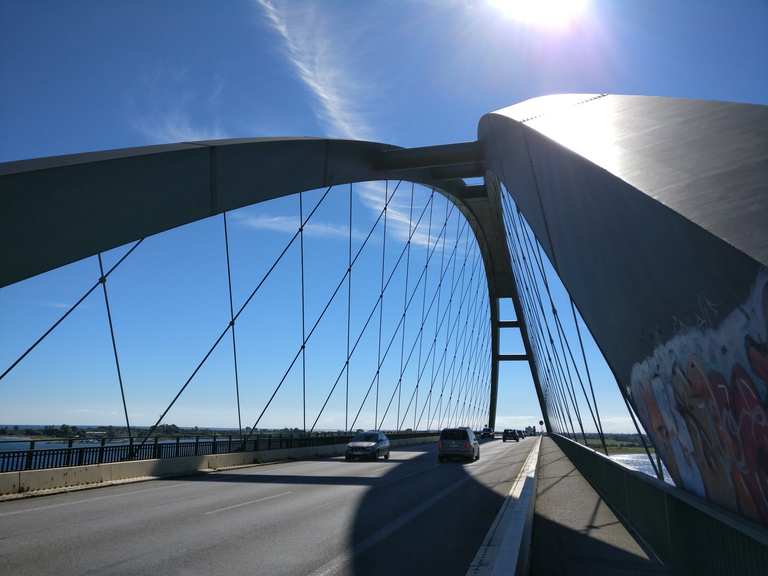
[[1, 0, 767, 432]]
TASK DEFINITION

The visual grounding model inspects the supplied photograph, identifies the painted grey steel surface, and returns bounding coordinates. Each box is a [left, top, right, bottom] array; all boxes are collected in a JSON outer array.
[[5, 95, 767, 527], [479, 95, 768, 526], [0, 136, 513, 434], [0, 137, 514, 302]]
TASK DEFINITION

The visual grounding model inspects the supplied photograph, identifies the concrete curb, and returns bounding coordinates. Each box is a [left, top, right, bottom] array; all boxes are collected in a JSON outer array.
[[0, 437, 438, 501], [465, 436, 542, 576]]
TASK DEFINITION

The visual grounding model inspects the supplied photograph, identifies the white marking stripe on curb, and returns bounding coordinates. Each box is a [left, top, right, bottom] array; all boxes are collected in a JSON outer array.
[[466, 435, 541, 576]]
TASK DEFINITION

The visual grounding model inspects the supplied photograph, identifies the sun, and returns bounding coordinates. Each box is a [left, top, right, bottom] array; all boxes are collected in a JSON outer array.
[[489, 0, 589, 29]]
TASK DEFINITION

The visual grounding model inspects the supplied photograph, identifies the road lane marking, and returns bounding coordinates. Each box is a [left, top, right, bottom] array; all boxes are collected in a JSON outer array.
[[203, 491, 293, 515], [466, 436, 541, 576], [0, 482, 188, 518], [307, 475, 472, 576], [307, 438, 534, 575]]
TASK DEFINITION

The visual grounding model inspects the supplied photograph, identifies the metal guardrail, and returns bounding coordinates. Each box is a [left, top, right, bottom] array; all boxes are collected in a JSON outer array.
[[0, 431, 438, 473], [551, 433, 768, 576]]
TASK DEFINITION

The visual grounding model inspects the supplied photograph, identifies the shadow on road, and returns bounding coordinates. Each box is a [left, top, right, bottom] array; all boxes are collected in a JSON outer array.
[[153, 439, 522, 576], [346, 441, 508, 576], [529, 515, 669, 575]]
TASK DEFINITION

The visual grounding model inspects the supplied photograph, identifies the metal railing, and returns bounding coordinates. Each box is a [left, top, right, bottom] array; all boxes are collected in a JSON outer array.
[[551, 433, 768, 576], [0, 431, 438, 473]]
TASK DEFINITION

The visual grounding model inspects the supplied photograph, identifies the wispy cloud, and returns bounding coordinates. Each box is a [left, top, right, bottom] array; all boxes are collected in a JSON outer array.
[[134, 109, 227, 143], [232, 212, 365, 240], [255, 0, 371, 141], [40, 301, 71, 310], [255, 1, 448, 249], [129, 67, 228, 143]]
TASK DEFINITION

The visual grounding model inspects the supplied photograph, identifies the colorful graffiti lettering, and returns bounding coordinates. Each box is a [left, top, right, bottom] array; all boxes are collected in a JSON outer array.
[[630, 270, 768, 525]]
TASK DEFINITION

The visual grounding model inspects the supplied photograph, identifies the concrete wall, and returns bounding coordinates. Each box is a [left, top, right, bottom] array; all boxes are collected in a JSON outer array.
[[0, 436, 438, 497]]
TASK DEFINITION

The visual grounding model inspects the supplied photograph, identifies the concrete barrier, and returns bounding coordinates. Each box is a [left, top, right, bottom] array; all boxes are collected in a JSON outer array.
[[207, 451, 259, 469], [19, 464, 104, 493], [0, 471, 19, 494], [0, 435, 438, 498]]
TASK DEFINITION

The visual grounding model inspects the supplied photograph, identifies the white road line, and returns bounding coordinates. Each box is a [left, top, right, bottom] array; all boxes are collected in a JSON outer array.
[[0, 482, 187, 518], [203, 491, 293, 515], [307, 475, 472, 576], [466, 436, 541, 576]]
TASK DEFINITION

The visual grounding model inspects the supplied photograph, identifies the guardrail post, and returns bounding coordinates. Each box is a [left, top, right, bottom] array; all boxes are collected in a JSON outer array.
[[175, 436, 180, 457], [25, 440, 35, 470], [228, 434, 232, 453], [98, 438, 105, 464], [66, 438, 74, 466], [128, 437, 134, 460], [194, 436, 199, 456], [212, 434, 217, 455]]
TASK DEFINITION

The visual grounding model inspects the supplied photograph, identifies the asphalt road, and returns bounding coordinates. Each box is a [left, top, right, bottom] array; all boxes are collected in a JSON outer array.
[[0, 437, 535, 576]]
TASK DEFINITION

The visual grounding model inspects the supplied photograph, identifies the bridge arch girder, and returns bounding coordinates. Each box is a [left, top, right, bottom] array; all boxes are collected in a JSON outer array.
[[1, 136, 515, 431], [479, 94, 768, 526]]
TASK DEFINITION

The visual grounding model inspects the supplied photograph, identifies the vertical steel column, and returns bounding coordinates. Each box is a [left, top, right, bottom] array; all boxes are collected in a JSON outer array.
[[485, 172, 552, 433], [488, 299, 500, 430]]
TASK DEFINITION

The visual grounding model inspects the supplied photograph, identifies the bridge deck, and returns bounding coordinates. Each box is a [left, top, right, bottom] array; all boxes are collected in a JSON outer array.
[[0, 439, 533, 576], [530, 437, 669, 575]]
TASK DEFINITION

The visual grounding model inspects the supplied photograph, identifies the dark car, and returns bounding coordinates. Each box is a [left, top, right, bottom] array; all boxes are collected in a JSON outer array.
[[438, 428, 480, 462], [480, 427, 494, 439], [502, 429, 519, 442], [345, 431, 390, 461]]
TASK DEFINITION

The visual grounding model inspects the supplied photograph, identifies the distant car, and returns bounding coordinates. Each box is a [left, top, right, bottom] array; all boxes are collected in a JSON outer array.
[[502, 429, 519, 442], [345, 431, 390, 461], [438, 428, 480, 462], [480, 427, 494, 439]]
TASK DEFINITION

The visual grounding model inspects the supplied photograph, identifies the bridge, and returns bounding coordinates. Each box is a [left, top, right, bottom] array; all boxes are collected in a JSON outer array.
[[1, 94, 767, 574]]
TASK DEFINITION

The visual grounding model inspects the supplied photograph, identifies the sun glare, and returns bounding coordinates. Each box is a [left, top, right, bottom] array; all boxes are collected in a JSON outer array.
[[489, 0, 589, 29]]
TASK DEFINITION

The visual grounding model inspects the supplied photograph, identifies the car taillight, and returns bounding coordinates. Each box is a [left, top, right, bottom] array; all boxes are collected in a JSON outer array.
[[464, 441, 470, 449], [437, 440, 442, 449]]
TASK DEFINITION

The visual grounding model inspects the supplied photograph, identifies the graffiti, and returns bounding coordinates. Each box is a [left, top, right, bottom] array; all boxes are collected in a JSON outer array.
[[630, 269, 768, 525]]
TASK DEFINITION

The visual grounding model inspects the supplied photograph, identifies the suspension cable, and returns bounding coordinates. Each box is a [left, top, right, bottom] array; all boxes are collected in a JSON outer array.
[[423, 248, 479, 430], [299, 191, 307, 432], [515, 202, 604, 448], [505, 196, 586, 442], [309, 185, 438, 432], [345, 183, 352, 431], [414, 191, 435, 428], [97, 252, 132, 444], [0, 238, 144, 383], [352, 204, 463, 430], [222, 212, 243, 442], [255, 182, 405, 437], [370, 210, 471, 431], [396, 183, 415, 427], [141, 186, 334, 447], [417, 238, 479, 430], [502, 202, 572, 437]]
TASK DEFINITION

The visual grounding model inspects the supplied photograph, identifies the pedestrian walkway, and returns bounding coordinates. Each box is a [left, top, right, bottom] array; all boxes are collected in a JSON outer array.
[[529, 437, 669, 575]]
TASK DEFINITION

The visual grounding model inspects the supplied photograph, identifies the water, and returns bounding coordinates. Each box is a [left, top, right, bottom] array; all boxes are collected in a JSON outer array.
[[609, 452, 675, 486]]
